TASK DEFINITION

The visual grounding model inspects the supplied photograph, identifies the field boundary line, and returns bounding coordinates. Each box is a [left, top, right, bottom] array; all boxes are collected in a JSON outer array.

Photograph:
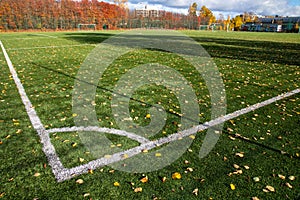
[[7, 44, 97, 51], [30, 33, 58, 38], [1, 39, 299, 182], [0, 41, 44, 130], [0, 40, 65, 179]]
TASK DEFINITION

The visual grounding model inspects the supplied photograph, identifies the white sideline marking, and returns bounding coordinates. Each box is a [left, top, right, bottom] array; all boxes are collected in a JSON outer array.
[[31, 33, 58, 38], [0, 41, 44, 130], [8, 44, 97, 51], [1, 41, 65, 178], [1, 40, 299, 182]]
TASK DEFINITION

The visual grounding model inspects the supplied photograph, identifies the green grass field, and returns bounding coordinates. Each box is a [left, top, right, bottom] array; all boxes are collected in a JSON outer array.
[[0, 30, 299, 199]]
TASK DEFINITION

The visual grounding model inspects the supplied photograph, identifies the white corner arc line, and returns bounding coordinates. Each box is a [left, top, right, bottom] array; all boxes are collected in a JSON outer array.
[[1, 40, 299, 182]]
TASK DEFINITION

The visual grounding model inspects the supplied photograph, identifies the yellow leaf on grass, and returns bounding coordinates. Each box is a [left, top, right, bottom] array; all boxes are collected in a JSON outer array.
[[134, 187, 143, 192], [140, 176, 148, 183], [233, 164, 240, 169], [192, 188, 199, 196], [235, 152, 244, 158], [265, 185, 275, 192], [142, 149, 148, 153], [145, 114, 151, 119], [83, 193, 90, 197], [253, 177, 260, 182], [244, 165, 250, 170], [113, 182, 120, 187], [76, 179, 84, 184], [155, 153, 162, 157], [230, 183, 236, 190], [16, 129, 22, 134], [288, 176, 295, 181], [172, 172, 181, 180], [186, 167, 193, 172], [285, 182, 293, 189], [34, 172, 41, 177], [278, 174, 285, 180], [189, 135, 195, 139], [71, 142, 77, 147]]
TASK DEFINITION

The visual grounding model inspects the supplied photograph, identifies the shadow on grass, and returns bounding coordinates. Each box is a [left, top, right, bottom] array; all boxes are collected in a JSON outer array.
[[63, 32, 116, 44], [191, 36, 300, 66], [65, 31, 300, 66]]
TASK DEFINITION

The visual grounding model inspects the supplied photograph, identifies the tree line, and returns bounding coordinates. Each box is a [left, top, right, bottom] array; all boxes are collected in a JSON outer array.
[[189, 3, 259, 31], [0, 0, 125, 30], [0, 0, 259, 31]]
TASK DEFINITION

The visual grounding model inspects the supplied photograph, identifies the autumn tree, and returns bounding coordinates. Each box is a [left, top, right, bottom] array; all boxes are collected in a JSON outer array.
[[112, 0, 128, 9], [189, 2, 197, 16], [233, 15, 243, 30], [224, 15, 231, 32], [187, 2, 198, 29], [199, 5, 216, 25]]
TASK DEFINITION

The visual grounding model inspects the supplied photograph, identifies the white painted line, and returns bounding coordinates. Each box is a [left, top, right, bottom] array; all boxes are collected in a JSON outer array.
[[0, 41, 44, 130], [1, 39, 299, 182], [7, 44, 97, 51], [30, 33, 58, 38], [0, 40, 65, 179], [47, 126, 150, 144]]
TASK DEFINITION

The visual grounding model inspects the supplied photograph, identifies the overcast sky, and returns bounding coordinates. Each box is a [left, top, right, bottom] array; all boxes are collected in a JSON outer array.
[[108, 0, 300, 17]]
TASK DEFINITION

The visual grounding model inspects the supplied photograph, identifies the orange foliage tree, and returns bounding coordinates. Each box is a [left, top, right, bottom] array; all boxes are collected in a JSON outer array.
[[0, 0, 127, 31]]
